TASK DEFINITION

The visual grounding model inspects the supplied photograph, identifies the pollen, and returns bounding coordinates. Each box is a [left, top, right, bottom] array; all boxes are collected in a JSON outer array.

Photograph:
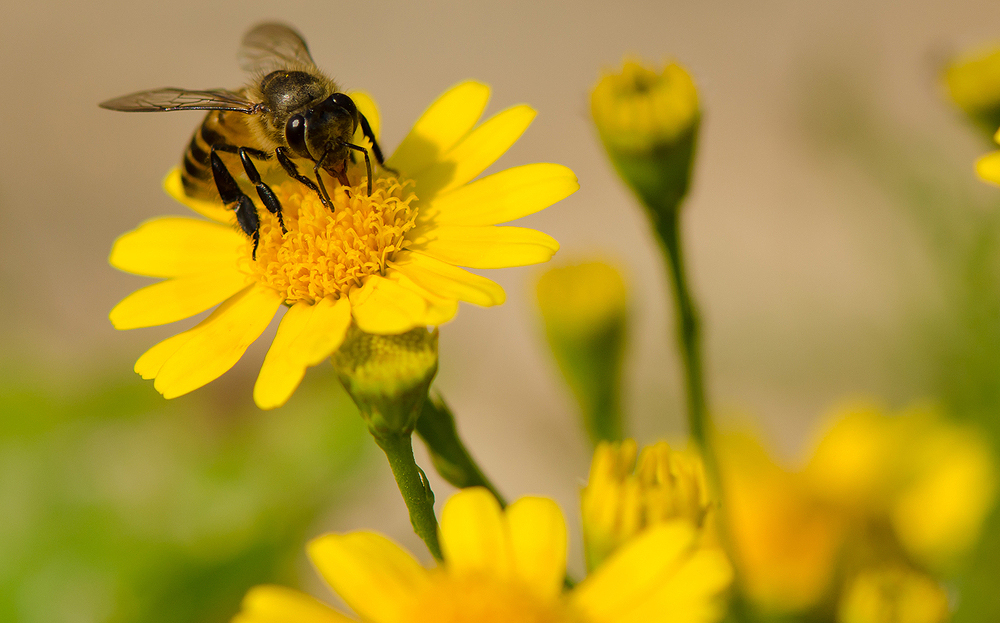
[[246, 174, 418, 304]]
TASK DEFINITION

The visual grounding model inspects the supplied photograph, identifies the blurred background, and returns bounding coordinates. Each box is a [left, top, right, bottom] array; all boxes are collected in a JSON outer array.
[[3, 0, 1000, 621]]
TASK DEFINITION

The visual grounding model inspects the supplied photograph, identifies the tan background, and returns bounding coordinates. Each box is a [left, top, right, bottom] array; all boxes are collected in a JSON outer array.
[[2, 0, 1000, 566]]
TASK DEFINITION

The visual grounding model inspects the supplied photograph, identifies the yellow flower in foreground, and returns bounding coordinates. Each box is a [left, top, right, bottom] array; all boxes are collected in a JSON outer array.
[[581, 439, 711, 570], [233, 488, 733, 623], [109, 82, 578, 409]]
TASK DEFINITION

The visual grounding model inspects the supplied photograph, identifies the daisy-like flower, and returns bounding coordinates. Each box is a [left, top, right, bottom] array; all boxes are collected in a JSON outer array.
[[109, 82, 578, 409], [233, 487, 733, 623]]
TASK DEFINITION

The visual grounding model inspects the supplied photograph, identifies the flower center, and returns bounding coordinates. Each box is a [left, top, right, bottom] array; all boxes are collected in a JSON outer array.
[[244, 172, 418, 304]]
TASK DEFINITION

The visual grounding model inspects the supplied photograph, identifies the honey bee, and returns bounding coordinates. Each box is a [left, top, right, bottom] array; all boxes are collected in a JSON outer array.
[[100, 22, 388, 257]]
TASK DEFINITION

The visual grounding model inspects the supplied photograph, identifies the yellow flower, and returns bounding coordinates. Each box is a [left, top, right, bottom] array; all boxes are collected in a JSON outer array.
[[944, 43, 1000, 135], [109, 82, 579, 409], [718, 432, 845, 614], [233, 488, 733, 623], [718, 402, 997, 618], [804, 402, 997, 570], [838, 567, 950, 623], [581, 439, 711, 570]]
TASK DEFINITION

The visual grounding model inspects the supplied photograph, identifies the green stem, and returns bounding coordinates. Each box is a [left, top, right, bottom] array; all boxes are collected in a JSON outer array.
[[655, 212, 754, 623], [416, 394, 507, 507], [372, 432, 443, 561], [656, 215, 709, 448]]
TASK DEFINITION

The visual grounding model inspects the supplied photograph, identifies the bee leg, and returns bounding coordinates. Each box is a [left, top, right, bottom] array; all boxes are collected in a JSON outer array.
[[312, 150, 337, 206], [211, 150, 261, 259], [275, 147, 331, 210], [238, 148, 286, 234], [359, 113, 395, 174], [344, 143, 373, 196]]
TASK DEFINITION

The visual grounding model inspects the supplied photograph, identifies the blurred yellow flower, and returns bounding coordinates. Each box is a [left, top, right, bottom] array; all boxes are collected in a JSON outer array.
[[944, 43, 1000, 135], [718, 433, 845, 614], [581, 439, 712, 570], [838, 567, 949, 623], [233, 488, 733, 623], [719, 402, 997, 619], [805, 402, 997, 570], [109, 82, 578, 409]]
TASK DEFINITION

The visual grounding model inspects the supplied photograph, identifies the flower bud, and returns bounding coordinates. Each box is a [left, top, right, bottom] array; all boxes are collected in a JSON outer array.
[[332, 325, 438, 438], [591, 60, 700, 220], [536, 261, 628, 444], [581, 439, 712, 570]]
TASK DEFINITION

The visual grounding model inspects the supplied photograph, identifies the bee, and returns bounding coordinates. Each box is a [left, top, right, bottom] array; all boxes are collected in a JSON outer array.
[[100, 22, 387, 257]]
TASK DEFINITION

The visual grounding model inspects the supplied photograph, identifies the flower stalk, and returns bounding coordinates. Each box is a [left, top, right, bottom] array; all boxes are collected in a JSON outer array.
[[416, 394, 507, 507], [371, 431, 443, 560], [333, 325, 443, 559]]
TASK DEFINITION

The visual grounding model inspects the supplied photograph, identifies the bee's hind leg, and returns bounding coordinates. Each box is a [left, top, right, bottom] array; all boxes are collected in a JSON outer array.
[[210, 150, 260, 259]]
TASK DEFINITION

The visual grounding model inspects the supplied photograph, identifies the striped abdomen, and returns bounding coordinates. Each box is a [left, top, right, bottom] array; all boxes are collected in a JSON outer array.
[[180, 110, 257, 200]]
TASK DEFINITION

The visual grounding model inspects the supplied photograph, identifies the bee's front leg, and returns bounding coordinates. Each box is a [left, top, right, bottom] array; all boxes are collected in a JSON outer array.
[[275, 147, 330, 211]]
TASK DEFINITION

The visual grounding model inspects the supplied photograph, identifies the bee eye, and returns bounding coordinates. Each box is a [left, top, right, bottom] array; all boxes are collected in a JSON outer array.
[[285, 114, 310, 158], [329, 93, 357, 117]]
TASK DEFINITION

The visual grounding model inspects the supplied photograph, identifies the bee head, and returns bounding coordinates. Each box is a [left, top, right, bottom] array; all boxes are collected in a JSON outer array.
[[285, 93, 359, 165]]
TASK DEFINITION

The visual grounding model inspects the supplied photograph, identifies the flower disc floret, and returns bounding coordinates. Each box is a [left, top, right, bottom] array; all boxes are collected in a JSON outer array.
[[252, 175, 417, 303]]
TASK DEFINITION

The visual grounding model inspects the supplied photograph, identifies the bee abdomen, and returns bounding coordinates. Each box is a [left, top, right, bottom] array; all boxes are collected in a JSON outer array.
[[180, 111, 250, 200]]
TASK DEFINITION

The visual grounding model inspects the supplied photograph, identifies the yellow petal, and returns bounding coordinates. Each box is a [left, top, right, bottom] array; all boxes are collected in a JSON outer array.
[[976, 151, 1000, 185], [163, 167, 236, 224], [391, 251, 505, 307], [348, 275, 429, 335], [414, 225, 559, 269], [425, 163, 578, 227], [385, 271, 460, 326], [308, 532, 427, 623], [618, 548, 733, 623], [349, 90, 380, 141], [152, 284, 283, 398], [571, 522, 699, 620], [109, 269, 252, 329], [135, 330, 197, 380], [413, 105, 536, 199], [439, 487, 513, 580], [387, 81, 491, 177], [253, 297, 351, 410], [234, 585, 352, 623], [109, 216, 244, 278], [506, 496, 567, 600]]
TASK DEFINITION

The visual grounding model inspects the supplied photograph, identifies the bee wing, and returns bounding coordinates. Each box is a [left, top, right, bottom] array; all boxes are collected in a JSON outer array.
[[99, 88, 258, 113], [238, 22, 316, 73]]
